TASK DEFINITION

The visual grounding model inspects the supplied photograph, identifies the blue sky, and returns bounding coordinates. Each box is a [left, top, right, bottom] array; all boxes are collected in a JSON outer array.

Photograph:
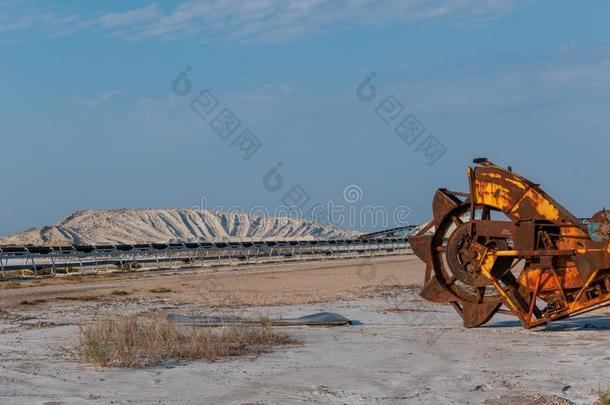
[[1, 0, 610, 235]]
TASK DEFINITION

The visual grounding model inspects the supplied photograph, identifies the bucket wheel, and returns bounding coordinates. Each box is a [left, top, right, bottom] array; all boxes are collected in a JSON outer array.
[[430, 203, 514, 326]]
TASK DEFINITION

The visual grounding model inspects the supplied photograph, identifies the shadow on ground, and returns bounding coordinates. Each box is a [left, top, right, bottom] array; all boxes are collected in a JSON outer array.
[[483, 314, 610, 331]]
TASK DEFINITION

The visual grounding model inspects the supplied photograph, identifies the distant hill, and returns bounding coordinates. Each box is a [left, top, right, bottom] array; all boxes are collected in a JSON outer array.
[[0, 209, 359, 246]]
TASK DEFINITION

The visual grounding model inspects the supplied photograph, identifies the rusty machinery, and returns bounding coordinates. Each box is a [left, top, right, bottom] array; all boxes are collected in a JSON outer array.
[[410, 158, 610, 328]]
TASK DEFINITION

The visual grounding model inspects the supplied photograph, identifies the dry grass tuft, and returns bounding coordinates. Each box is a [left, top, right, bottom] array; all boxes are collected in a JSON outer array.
[[78, 314, 291, 367], [56, 296, 99, 301], [0, 281, 21, 289], [19, 299, 47, 305], [149, 287, 172, 293], [598, 389, 610, 405]]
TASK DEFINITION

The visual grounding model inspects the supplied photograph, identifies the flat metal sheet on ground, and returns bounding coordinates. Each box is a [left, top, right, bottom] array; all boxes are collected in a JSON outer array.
[[167, 311, 355, 326]]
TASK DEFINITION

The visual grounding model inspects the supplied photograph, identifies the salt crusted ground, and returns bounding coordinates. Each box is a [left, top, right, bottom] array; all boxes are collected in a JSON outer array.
[[0, 256, 608, 404]]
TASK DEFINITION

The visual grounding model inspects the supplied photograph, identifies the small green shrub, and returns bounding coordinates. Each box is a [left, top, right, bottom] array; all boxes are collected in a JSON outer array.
[[111, 290, 129, 296]]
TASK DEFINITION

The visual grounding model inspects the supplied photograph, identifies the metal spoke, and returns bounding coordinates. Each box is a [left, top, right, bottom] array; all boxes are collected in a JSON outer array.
[[446, 275, 457, 287], [451, 215, 464, 226], [476, 286, 486, 302]]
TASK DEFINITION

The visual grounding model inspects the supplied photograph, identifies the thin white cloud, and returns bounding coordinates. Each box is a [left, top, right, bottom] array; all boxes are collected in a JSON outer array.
[[0, 0, 530, 44], [235, 82, 295, 104], [82, 90, 123, 107], [99, 4, 160, 28], [540, 60, 610, 89], [593, 40, 610, 60]]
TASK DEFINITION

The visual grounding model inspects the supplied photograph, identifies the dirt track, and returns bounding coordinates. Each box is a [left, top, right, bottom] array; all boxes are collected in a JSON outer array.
[[0, 256, 421, 307]]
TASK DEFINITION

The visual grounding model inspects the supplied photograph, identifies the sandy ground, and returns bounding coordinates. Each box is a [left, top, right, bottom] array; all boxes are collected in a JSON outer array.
[[1, 256, 609, 404], [0, 256, 415, 307]]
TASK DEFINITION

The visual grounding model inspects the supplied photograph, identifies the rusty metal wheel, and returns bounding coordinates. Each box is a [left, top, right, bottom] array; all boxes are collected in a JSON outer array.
[[431, 203, 513, 305]]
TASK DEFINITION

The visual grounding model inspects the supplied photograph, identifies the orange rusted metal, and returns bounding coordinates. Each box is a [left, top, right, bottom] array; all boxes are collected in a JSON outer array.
[[411, 158, 610, 328]]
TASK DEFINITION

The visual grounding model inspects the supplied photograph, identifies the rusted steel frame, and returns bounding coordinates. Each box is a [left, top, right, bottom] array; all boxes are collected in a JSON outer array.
[[445, 190, 470, 198], [540, 231, 554, 250], [412, 189, 464, 240], [505, 184, 536, 218], [549, 267, 569, 304], [562, 297, 610, 319], [570, 288, 609, 312], [467, 167, 477, 219], [494, 249, 575, 257], [412, 159, 610, 328], [527, 271, 551, 324], [467, 219, 515, 237], [545, 233, 591, 242], [541, 224, 590, 228], [503, 256, 524, 275], [472, 165, 535, 220], [487, 277, 531, 327], [572, 270, 601, 304], [480, 259, 545, 328], [525, 290, 610, 328], [414, 221, 435, 237], [424, 263, 432, 282], [488, 252, 578, 327], [576, 247, 610, 254], [520, 274, 610, 327]]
